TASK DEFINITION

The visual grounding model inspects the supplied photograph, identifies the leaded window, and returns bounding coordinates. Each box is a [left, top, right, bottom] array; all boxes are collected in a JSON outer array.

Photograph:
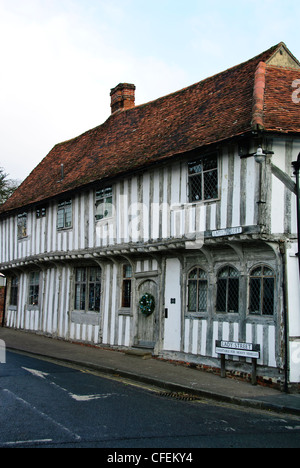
[[249, 266, 275, 316], [74, 267, 102, 312], [216, 266, 239, 313], [187, 268, 208, 313], [188, 154, 218, 202]]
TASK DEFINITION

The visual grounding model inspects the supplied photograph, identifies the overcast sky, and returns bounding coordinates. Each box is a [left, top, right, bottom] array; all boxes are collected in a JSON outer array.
[[0, 0, 299, 181]]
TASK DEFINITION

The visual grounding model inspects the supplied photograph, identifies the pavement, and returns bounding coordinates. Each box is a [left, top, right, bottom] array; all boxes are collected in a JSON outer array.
[[1, 327, 300, 417]]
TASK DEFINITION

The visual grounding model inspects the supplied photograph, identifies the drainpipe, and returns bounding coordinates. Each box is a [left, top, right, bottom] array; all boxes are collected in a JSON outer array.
[[292, 153, 300, 279], [279, 241, 290, 393], [1, 280, 7, 327]]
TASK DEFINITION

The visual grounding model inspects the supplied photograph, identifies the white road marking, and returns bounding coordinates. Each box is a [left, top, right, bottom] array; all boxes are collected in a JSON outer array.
[[2, 439, 53, 446], [22, 365, 126, 402], [69, 392, 118, 401], [3, 389, 81, 441], [22, 367, 49, 379]]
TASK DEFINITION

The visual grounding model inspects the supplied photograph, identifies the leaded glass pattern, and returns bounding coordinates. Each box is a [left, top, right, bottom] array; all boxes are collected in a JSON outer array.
[[249, 266, 275, 316], [187, 268, 208, 313]]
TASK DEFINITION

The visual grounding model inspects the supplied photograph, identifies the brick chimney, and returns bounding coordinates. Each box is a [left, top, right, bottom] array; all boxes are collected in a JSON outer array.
[[110, 83, 136, 114]]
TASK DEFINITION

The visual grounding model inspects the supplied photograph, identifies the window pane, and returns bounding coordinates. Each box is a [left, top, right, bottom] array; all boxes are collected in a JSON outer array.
[[251, 267, 262, 277], [188, 161, 203, 175], [81, 285, 86, 310], [89, 284, 97, 311], [204, 170, 218, 200], [65, 206, 72, 228], [263, 267, 274, 277], [189, 174, 202, 202], [198, 281, 207, 311], [249, 278, 261, 314], [122, 279, 131, 308], [10, 276, 19, 306], [75, 284, 82, 309], [263, 278, 274, 315], [216, 278, 227, 312], [203, 155, 218, 171], [76, 268, 86, 282], [17, 213, 27, 238], [198, 269, 207, 279], [228, 278, 239, 313], [95, 187, 113, 220], [189, 268, 198, 280], [218, 267, 229, 278], [105, 197, 113, 218], [228, 267, 239, 278], [188, 280, 197, 312], [29, 273, 39, 306], [123, 265, 132, 278], [57, 208, 64, 229], [57, 201, 72, 228]]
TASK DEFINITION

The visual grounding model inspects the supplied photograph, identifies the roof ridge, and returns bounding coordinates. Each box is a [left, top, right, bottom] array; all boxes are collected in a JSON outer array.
[[108, 43, 283, 118]]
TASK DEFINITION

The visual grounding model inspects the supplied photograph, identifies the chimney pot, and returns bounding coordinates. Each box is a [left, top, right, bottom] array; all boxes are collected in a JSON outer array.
[[110, 83, 136, 114]]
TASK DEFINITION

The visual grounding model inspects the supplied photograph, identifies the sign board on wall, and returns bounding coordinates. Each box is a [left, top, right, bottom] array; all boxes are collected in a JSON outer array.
[[215, 341, 260, 359]]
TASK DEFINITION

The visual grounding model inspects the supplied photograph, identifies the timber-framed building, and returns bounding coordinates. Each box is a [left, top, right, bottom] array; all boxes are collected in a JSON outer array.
[[1, 42, 300, 390]]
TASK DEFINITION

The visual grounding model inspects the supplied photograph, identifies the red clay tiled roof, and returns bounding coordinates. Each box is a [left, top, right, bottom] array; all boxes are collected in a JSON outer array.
[[1, 42, 300, 215], [264, 66, 300, 133]]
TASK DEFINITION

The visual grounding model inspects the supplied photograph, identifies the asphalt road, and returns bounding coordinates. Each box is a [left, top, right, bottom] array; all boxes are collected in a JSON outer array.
[[0, 350, 299, 450]]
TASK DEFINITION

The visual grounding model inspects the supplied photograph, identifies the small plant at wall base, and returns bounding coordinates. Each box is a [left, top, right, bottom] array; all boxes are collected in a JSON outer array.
[[139, 293, 155, 317]]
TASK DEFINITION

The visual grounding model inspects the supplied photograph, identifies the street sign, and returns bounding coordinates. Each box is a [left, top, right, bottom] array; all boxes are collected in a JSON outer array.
[[216, 340, 260, 359]]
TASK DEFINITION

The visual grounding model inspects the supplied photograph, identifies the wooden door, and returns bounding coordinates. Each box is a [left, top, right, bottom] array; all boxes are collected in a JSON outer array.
[[136, 279, 158, 348]]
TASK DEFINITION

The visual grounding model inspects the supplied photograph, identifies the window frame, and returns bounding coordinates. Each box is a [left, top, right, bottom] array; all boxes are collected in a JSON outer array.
[[10, 275, 19, 307], [95, 187, 113, 221], [28, 271, 40, 307], [74, 266, 102, 313], [188, 152, 219, 203], [216, 266, 240, 314], [187, 267, 208, 314], [249, 265, 275, 316], [36, 206, 47, 219], [17, 212, 28, 239], [57, 200, 72, 230], [121, 264, 132, 309]]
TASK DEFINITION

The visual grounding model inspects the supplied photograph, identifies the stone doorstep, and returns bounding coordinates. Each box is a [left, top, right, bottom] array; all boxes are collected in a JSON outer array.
[[124, 348, 153, 359]]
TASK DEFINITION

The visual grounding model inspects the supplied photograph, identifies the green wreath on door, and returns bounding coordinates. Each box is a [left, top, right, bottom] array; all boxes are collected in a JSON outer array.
[[139, 293, 155, 317]]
